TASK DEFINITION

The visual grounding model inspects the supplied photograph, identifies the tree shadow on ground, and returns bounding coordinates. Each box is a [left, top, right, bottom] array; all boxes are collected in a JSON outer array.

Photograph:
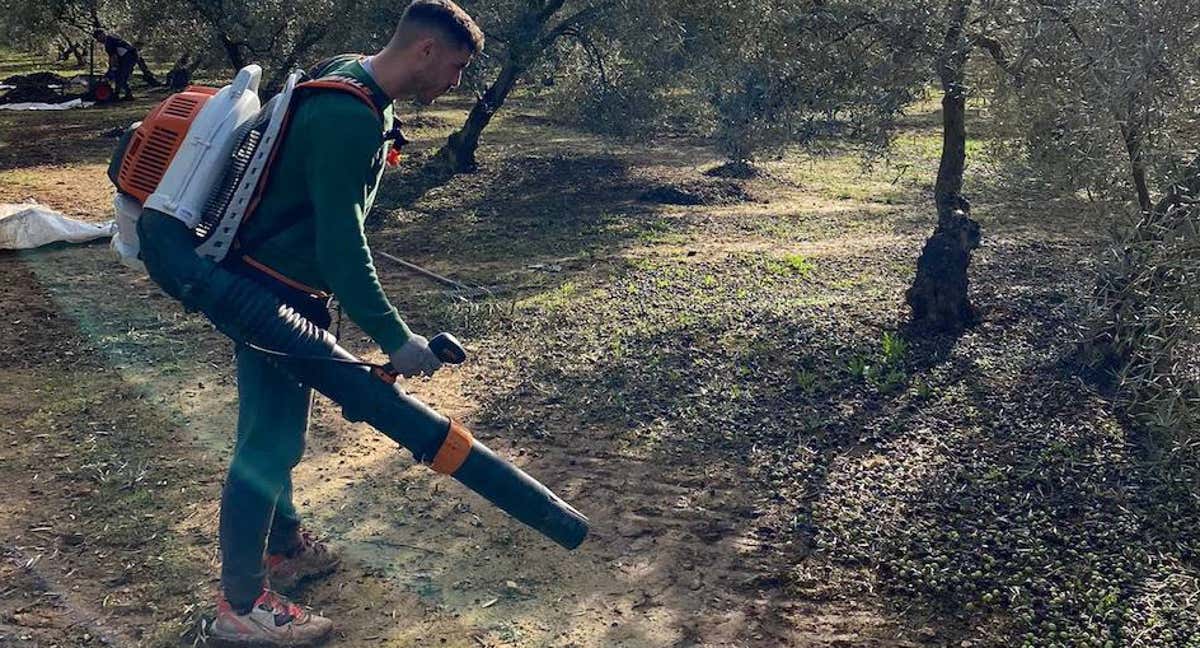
[[867, 235, 1200, 643], [861, 351, 1200, 645], [371, 152, 687, 268], [435, 266, 936, 643], [798, 235, 1200, 644], [307, 304, 921, 645], [427, 233, 1200, 645]]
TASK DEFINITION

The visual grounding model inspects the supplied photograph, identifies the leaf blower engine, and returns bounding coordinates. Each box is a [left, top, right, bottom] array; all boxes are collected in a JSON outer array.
[[107, 64, 288, 269], [104, 65, 590, 550]]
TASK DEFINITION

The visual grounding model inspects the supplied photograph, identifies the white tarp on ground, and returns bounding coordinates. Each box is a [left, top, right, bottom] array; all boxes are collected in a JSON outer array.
[[0, 98, 93, 111], [0, 203, 114, 250]]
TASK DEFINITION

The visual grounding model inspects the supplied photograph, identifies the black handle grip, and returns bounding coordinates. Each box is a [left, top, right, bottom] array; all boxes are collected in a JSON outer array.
[[429, 332, 467, 364]]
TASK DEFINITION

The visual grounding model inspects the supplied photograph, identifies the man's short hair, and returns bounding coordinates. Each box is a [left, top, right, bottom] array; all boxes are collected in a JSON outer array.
[[397, 0, 484, 54], [92, 28, 106, 39]]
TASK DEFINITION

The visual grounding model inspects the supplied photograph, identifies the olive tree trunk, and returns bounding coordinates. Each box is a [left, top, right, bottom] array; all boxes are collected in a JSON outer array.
[[426, 0, 602, 175], [905, 0, 982, 334], [427, 57, 524, 174]]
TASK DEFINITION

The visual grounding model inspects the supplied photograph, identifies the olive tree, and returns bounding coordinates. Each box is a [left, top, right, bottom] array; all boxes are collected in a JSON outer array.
[[1024, 1, 1200, 444], [685, 0, 1032, 333], [180, 0, 362, 92], [958, 0, 1200, 437], [989, 0, 1200, 211], [0, 0, 192, 80], [427, 0, 646, 174], [0, 0, 109, 61]]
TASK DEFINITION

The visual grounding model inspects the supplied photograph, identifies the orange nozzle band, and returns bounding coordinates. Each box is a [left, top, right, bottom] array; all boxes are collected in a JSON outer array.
[[430, 420, 473, 475]]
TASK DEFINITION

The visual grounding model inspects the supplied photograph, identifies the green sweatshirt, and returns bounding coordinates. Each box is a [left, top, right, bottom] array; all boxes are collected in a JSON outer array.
[[237, 54, 411, 353]]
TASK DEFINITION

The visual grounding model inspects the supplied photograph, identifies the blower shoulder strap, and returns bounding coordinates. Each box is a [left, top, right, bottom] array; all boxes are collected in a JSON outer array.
[[230, 72, 392, 271], [295, 74, 384, 121]]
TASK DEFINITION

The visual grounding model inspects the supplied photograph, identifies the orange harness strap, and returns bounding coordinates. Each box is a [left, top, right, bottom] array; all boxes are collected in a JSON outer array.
[[232, 75, 387, 294], [239, 255, 330, 298], [237, 76, 383, 234], [295, 78, 381, 119]]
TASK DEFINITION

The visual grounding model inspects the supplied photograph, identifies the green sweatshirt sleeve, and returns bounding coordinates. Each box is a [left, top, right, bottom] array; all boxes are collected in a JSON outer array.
[[301, 95, 412, 353]]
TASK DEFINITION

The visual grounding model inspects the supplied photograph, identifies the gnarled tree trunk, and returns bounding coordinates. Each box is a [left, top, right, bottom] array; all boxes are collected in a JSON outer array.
[[56, 34, 87, 66], [1119, 117, 1153, 214], [905, 0, 981, 334], [217, 33, 249, 71], [427, 56, 524, 174], [426, 0, 602, 175]]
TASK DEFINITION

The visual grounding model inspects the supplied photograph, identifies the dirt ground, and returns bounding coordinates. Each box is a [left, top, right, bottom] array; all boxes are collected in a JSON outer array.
[[3, 57, 1199, 648]]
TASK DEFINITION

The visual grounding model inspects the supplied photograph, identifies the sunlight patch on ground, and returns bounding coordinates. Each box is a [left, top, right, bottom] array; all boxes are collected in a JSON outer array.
[[0, 163, 113, 219]]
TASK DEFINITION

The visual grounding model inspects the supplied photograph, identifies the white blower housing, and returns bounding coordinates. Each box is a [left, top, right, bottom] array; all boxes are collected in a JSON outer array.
[[144, 65, 263, 228]]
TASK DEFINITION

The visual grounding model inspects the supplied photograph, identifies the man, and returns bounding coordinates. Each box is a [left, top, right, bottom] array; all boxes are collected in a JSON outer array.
[[207, 1, 483, 644], [92, 28, 138, 100]]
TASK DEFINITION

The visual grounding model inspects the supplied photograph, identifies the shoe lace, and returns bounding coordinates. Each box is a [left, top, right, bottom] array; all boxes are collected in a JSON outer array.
[[296, 529, 328, 555], [257, 590, 303, 625]]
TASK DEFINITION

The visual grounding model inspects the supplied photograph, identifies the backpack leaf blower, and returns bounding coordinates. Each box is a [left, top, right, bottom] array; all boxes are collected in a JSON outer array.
[[109, 64, 589, 550]]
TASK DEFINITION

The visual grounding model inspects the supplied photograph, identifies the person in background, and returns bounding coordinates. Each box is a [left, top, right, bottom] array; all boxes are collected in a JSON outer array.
[[93, 29, 137, 100]]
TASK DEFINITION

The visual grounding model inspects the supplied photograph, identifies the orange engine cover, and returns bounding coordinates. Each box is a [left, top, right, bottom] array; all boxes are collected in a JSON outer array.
[[116, 85, 220, 203]]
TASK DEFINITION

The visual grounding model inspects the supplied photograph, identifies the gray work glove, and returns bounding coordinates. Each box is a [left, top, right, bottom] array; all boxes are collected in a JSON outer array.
[[388, 334, 443, 378]]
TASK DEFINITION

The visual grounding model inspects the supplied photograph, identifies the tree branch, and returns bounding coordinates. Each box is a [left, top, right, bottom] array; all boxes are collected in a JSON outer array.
[[826, 18, 878, 46], [564, 26, 608, 88], [969, 31, 1024, 83], [538, 2, 616, 51], [533, 0, 569, 28]]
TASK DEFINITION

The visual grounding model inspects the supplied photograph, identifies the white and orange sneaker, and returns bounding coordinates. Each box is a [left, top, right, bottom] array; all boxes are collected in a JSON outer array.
[[209, 589, 333, 646]]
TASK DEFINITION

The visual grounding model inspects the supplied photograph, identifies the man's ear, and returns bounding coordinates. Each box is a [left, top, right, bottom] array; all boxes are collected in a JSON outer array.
[[419, 37, 437, 59]]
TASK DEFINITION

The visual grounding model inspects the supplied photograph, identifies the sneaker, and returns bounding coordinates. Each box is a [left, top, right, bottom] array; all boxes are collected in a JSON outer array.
[[209, 589, 332, 646], [266, 529, 341, 591]]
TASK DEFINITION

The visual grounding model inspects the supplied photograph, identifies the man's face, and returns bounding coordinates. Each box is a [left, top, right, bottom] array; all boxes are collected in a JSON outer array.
[[415, 38, 472, 104]]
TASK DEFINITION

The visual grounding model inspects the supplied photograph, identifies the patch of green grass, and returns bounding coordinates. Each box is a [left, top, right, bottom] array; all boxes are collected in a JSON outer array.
[[671, 311, 699, 328], [843, 332, 910, 394], [875, 366, 908, 394], [0, 49, 87, 77], [846, 355, 871, 380], [629, 256, 662, 271], [754, 218, 804, 239], [518, 280, 581, 312], [0, 168, 43, 184], [867, 186, 918, 205], [830, 274, 871, 290], [887, 260, 916, 277], [636, 217, 688, 244], [787, 294, 840, 307], [912, 378, 934, 399], [881, 331, 908, 366], [766, 253, 815, 278], [607, 332, 627, 358], [795, 368, 821, 395]]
